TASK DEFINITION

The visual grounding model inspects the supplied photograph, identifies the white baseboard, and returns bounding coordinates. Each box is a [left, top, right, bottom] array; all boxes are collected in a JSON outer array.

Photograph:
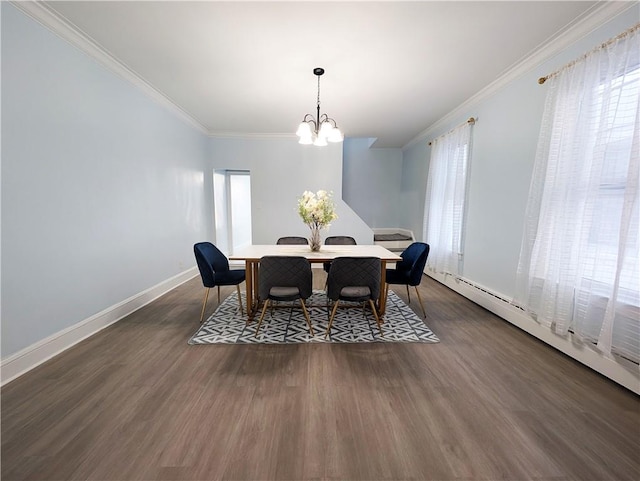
[[1, 267, 199, 386], [427, 271, 640, 395]]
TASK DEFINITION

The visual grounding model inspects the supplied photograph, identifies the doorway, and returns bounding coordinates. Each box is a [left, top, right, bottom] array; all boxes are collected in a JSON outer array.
[[213, 170, 252, 256]]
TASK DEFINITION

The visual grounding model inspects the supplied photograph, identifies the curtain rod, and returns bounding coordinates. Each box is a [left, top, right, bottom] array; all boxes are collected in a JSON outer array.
[[538, 22, 640, 85], [428, 117, 476, 146]]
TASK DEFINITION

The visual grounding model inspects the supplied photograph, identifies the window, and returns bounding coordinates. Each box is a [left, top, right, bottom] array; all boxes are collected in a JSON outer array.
[[423, 122, 472, 277], [516, 27, 640, 363], [578, 65, 640, 362]]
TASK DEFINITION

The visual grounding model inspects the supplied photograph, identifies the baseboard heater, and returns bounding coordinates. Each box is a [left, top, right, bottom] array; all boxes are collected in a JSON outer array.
[[455, 276, 524, 310], [428, 271, 640, 394], [452, 275, 638, 366]]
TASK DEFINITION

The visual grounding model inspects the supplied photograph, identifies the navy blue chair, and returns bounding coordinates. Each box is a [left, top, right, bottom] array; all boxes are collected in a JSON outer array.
[[194, 242, 246, 323], [385, 242, 430, 318]]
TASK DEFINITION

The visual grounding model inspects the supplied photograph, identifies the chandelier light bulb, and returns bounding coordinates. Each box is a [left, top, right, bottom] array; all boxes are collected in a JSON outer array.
[[313, 136, 328, 147], [298, 133, 314, 145], [319, 120, 333, 138], [296, 121, 312, 137], [328, 127, 344, 143]]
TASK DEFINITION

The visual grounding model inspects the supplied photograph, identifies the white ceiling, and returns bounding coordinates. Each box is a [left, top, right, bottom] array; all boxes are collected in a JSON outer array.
[[39, 1, 600, 148]]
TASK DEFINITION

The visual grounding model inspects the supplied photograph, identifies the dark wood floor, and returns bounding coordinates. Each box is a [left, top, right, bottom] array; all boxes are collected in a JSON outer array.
[[2, 272, 639, 481]]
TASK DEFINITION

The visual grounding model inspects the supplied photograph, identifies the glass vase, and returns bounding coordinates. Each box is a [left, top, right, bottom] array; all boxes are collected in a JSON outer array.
[[309, 226, 322, 251]]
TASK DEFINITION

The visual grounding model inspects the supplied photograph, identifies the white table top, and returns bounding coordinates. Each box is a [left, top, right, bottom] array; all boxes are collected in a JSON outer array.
[[230, 244, 402, 262]]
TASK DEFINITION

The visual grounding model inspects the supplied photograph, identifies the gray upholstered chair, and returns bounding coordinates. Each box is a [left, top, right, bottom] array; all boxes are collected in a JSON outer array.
[[323, 235, 357, 273], [276, 236, 309, 245], [325, 256, 383, 338], [255, 256, 314, 337], [325, 235, 357, 245]]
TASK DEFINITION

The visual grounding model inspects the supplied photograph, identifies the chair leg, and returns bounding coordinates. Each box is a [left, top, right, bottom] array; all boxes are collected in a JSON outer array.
[[236, 284, 244, 316], [255, 299, 270, 337], [368, 299, 384, 337], [217, 286, 221, 304], [414, 286, 427, 318], [299, 299, 315, 336], [324, 301, 341, 339], [406, 284, 411, 303], [199, 288, 210, 323]]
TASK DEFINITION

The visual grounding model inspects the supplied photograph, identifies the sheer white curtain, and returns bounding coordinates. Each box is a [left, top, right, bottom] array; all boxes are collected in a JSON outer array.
[[516, 26, 640, 363], [423, 122, 471, 276]]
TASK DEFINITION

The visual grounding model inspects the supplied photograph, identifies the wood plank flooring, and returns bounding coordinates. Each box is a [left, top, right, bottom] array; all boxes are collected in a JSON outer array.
[[2, 272, 639, 480]]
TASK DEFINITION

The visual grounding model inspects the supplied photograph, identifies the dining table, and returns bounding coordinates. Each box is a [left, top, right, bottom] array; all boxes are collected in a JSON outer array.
[[230, 244, 402, 320]]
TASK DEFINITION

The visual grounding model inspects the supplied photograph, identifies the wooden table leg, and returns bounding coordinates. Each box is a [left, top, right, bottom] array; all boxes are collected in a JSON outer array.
[[245, 260, 253, 321], [244, 259, 253, 322], [253, 262, 260, 303], [378, 260, 388, 316]]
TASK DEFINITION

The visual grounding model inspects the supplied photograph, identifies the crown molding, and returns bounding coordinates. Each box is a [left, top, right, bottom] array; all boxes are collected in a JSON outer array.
[[10, 1, 210, 136], [208, 132, 298, 141], [402, 1, 637, 151]]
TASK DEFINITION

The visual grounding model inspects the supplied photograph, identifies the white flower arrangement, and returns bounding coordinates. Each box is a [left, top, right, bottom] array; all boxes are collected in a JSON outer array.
[[297, 190, 338, 228], [297, 190, 338, 250]]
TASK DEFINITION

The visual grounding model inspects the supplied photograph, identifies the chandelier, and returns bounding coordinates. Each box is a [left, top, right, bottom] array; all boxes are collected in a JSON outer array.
[[296, 67, 344, 146]]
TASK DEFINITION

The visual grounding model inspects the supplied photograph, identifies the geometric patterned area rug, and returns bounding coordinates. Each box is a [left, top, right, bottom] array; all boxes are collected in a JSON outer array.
[[188, 289, 440, 345]]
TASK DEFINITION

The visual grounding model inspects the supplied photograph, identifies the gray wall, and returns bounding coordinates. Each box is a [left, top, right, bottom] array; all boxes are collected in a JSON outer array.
[[342, 138, 403, 228], [209, 138, 373, 245], [400, 5, 640, 298], [399, 141, 429, 237], [1, 4, 211, 357]]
